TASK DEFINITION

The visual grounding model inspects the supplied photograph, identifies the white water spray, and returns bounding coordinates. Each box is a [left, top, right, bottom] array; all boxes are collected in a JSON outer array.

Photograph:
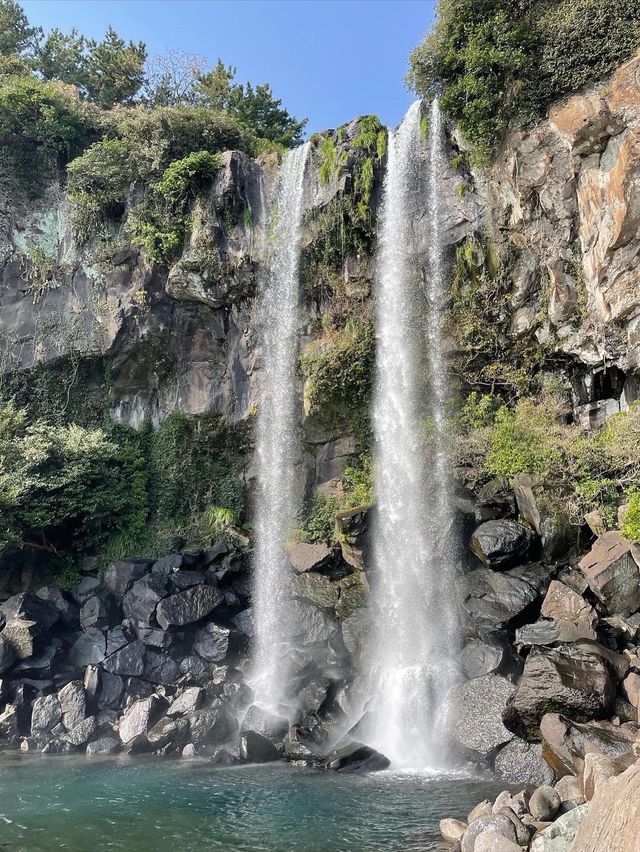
[[366, 100, 459, 768], [251, 143, 310, 712]]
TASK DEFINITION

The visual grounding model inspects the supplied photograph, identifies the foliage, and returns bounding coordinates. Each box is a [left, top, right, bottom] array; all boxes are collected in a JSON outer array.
[[82, 27, 147, 109], [318, 136, 337, 185], [144, 49, 207, 107], [302, 318, 375, 421], [147, 412, 249, 521], [622, 490, 640, 542], [409, 0, 640, 161], [196, 58, 307, 148], [34, 27, 88, 85], [154, 150, 220, 204], [0, 400, 148, 556], [0, 75, 97, 153], [0, 0, 39, 58], [67, 137, 132, 233], [455, 394, 640, 528]]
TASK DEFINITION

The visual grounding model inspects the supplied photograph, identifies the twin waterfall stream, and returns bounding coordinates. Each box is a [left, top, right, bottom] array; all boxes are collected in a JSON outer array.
[[251, 101, 458, 769]]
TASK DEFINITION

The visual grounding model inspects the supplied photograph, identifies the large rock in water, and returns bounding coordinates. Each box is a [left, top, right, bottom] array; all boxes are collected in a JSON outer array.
[[444, 674, 515, 760], [578, 532, 640, 616], [570, 762, 640, 851], [458, 563, 555, 637], [503, 643, 619, 739], [540, 713, 638, 776], [323, 742, 390, 772], [470, 520, 537, 569], [494, 738, 555, 785]]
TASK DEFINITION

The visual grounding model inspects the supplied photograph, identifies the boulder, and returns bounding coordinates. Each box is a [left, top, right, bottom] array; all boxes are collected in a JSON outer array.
[[503, 643, 618, 739], [105, 626, 130, 657], [335, 508, 370, 570], [241, 704, 289, 744], [0, 704, 19, 741], [122, 574, 168, 626], [68, 628, 106, 667], [167, 687, 203, 717], [540, 580, 597, 628], [79, 594, 117, 631], [460, 640, 509, 679], [152, 554, 183, 575], [143, 650, 180, 685], [495, 738, 556, 785], [187, 703, 236, 745], [103, 640, 145, 677], [323, 742, 390, 773], [1, 619, 38, 660], [470, 520, 537, 569], [35, 586, 78, 626], [291, 572, 339, 610], [540, 713, 637, 776], [474, 477, 516, 522], [193, 622, 231, 662], [240, 730, 281, 762], [118, 695, 163, 744], [458, 563, 555, 636], [64, 715, 97, 747], [31, 694, 62, 733], [439, 818, 467, 846], [514, 618, 597, 651], [571, 761, 640, 850], [71, 576, 101, 604], [155, 585, 223, 629], [170, 570, 206, 591], [578, 532, 640, 616], [529, 803, 589, 852], [231, 608, 254, 639], [474, 832, 521, 852], [529, 785, 561, 821], [103, 560, 149, 598], [98, 671, 123, 710], [467, 801, 493, 823], [444, 674, 515, 760], [58, 681, 86, 730], [622, 671, 640, 712], [554, 774, 585, 811], [86, 736, 120, 755], [0, 592, 59, 630], [461, 814, 517, 852], [287, 542, 334, 574], [582, 751, 634, 801], [0, 634, 16, 673], [147, 715, 189, 750]]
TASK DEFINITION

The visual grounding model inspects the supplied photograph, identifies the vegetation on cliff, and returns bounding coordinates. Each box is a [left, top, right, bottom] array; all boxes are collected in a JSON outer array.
[[409, 0, 640, 161]]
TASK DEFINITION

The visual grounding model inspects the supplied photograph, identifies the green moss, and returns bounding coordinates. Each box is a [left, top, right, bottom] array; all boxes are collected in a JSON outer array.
[[318, 136, 337, 185], [622, 490, 640, 542]]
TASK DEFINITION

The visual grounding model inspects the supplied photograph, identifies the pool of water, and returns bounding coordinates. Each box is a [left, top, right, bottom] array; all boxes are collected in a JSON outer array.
[[0, 753, 508, 851]]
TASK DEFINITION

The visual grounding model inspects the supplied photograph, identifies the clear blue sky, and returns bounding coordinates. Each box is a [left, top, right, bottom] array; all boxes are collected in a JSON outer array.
[[21, 0, 436, 134]]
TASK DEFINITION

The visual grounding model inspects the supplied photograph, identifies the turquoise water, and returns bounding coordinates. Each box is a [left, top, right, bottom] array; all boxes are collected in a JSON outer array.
[[0, 754, 507, 851]]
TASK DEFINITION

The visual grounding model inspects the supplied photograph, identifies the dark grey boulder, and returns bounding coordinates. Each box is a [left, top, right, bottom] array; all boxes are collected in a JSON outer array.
[[323, 742, 390, 773], [514, 618, 596, 651], [147, 715, 189, 750], [458, 563, 555, 636], [86, 736, 121, 755], [503, 642, 618, 739], [103, 561, 149, 598], [122, 574, 168, 627], [156, 585, 223, 629], [187, 702, 236, 746], [167, 686, 203, 717], [152, 554, 184, 575], [201, 542, 228, 565], [144, 650, 180, 685], [0, 704, 19, 741], [80, 594, 118, 631], [240, 730, 281, 762], [178, 655, 211, 684], [170, 570, 206, 591], [68, 628, 106, 667], [0, 592, 60, 630], [105, 625, 130, 657], [193, 622, 231, 662], [118, 694, 164, 744], [444, 674, 515, 761], [35, 586, 78, 626], [241, 704, 289, 744], [71, 576, 101, 605], [470, 520, 537, 569], [103, 640, 145, 677], [14, 640, 63, 675], [461, 640, 508, 679], [136, 627, 173, 649], [474, 477, 517, 523], [291, 572, 339, 610], [98, 671, 123, 710], [0, 634, 16, 673], [231, 608, 254, 639]]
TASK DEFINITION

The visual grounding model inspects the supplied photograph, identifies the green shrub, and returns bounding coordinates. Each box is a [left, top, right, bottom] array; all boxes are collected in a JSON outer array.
[[127, 212, 185, 264], [318, 136, 337, 185], [302, 318, 375, 420], [409, 0, 640, 162], [622, 490, 640, 542], [154, 150, 221, 204], [298, 493, 340, 545], [0, 75, 97, 153]]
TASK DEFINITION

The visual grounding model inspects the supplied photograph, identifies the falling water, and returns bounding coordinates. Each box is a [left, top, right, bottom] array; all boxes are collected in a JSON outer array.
[[366, 100, 459, 768], [250, 142, 310, 712]]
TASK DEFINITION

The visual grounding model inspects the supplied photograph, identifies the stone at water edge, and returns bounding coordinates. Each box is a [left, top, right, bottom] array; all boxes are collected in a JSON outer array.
[[529, 803, 590, 852], [58, 681, 86, 730], [240, 731, 281, 763], [439, 818, 467, 845], [529, 785, 561, 821], [31, 694, 62, 733], [443, 673, 515, 761], [494, 738, 555, 786], [86, 736, 120, 755], [322, 742, 390, 773], [466, 801, 493, 824], [461, 814, 518, 852], [474, 832, 521, 852], [118, 694, 164, 745]]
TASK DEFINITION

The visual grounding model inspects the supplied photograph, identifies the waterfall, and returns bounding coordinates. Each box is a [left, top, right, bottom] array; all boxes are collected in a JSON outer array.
[[250, 142, 310, 712], [365, 100, 459, 768]]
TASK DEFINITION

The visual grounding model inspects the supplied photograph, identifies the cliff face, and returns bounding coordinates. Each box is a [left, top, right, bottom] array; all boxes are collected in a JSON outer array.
[[473, 51, 640, 418]]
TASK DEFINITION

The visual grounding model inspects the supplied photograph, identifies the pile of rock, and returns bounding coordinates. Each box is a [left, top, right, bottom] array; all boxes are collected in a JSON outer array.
[[440, 730, 640, 850]]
